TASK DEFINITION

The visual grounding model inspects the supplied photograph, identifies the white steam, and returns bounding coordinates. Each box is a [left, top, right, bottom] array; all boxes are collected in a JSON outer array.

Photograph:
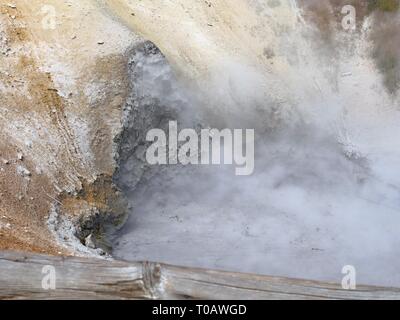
[[114, 2, 400, 287]]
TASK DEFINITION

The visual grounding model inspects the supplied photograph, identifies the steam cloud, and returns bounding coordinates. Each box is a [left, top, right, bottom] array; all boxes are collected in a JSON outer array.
[[114, 1, 400, 286]]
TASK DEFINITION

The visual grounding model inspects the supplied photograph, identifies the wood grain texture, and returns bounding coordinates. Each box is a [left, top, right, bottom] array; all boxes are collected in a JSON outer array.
[[0, 251, 399, 300]]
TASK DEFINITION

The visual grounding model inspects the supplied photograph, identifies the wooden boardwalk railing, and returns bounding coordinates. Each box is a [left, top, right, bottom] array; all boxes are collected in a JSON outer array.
[[0, 251, 399, 300]]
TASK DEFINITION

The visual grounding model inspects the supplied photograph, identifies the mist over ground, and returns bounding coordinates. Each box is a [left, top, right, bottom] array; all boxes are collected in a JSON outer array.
[[113, 0, 400, 286]]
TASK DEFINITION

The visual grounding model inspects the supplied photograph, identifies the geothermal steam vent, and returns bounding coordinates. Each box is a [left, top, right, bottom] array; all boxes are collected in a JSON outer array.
[[1, 0, 400, 290]]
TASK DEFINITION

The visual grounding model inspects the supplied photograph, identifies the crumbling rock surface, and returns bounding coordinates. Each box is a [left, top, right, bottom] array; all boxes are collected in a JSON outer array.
[[0, 0, 141, 255]]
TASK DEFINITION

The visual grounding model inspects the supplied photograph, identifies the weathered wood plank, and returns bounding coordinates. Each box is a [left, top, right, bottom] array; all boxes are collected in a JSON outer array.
[[0, 251, 399, 300]]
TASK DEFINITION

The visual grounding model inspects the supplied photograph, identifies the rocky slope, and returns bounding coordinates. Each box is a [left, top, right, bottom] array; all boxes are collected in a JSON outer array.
[[0, 0, 140, 254]]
